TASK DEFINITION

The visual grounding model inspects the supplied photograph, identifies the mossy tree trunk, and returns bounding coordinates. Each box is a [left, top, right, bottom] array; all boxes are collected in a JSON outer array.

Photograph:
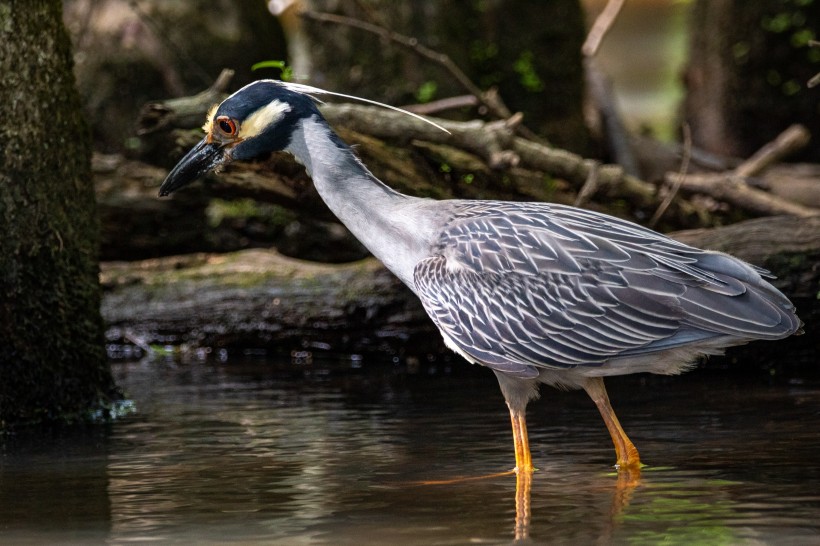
[[0, 0, 117, 427]]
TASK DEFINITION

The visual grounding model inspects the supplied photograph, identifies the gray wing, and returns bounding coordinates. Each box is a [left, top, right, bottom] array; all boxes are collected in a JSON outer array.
[[413, 202, 800, 376]]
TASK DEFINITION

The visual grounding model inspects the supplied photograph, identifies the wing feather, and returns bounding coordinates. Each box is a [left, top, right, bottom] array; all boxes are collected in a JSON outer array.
[[413, 201, 799, 374]]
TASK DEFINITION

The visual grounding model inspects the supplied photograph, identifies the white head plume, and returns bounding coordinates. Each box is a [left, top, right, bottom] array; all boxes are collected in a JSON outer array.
[[276, 81, 451, 135]]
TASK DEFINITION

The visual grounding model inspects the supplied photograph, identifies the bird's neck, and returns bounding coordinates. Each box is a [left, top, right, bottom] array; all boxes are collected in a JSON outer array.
[[285, 115, 430, 284]]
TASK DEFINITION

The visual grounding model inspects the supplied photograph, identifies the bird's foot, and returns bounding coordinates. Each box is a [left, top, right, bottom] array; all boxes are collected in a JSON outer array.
[[613, 459, 642, 487], [514, 463, 537, 475]]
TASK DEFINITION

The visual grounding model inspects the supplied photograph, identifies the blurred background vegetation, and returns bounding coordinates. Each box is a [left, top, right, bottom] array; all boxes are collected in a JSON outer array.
[[57, 0, 819, 361]]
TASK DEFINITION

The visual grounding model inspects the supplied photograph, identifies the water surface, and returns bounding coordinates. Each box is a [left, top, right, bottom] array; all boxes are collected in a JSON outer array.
[[2, 356, 819, 544]]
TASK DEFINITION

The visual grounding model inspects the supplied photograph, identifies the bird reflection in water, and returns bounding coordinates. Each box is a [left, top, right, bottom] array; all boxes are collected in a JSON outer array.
[[408, 463, 640, 540]]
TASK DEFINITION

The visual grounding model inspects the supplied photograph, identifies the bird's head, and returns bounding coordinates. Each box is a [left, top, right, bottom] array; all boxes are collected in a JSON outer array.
[[159, 80, 318, 196]]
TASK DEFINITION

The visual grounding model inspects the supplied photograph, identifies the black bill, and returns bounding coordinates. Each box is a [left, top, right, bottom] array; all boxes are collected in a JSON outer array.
[[158, 138, 227, 196]]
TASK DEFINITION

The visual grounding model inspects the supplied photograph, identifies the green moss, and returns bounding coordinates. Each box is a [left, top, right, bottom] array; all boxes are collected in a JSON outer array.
[[791, 27, 815, 46], [782, 78, 802, 95], [206, 198, 296, 229], [732, 41, 751, 61], [762, 251, 819, 295], [542, 175, 558, 198], [762, 12, 793, 33], [513, 50, 544, 92], [415, 81, 438, 103]]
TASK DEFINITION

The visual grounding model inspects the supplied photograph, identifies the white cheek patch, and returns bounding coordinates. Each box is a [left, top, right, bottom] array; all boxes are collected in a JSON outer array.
[[240, 99, 291, 140]]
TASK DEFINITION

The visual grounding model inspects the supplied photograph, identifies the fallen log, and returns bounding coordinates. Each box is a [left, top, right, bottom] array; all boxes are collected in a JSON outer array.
[[101, 249, 434, 356], [102, 215, 819, 358], [670, 215, 820, 298]]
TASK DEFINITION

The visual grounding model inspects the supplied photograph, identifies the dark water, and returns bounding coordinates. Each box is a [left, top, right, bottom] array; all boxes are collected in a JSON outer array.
[[2, 355, 819, 545]]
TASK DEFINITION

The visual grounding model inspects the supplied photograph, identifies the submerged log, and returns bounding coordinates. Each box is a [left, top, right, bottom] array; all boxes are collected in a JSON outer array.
[[102, 216, 819, 357]]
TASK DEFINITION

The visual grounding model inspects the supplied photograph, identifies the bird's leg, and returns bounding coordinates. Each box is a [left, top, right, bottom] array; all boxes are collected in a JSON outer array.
[[583, 377, 641, 470], [514, 466, 532, 540], [508, 405, 534, 473]]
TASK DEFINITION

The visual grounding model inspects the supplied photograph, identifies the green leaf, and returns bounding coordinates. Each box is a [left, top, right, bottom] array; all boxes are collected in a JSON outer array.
[[251, 60, 293, 81]]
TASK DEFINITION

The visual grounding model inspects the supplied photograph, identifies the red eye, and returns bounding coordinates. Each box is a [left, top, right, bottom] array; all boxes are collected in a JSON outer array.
[[216, 116, 237, 136]]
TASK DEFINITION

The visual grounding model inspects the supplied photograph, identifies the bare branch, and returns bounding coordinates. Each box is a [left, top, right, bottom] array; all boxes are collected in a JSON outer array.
[[661, 124, 817, 217], [138, 69, 234, 135], [672, 173, 818, 217], [300, 10, 542, 141], [403, 95, 479, 116], [809, 40, 820, 88], [650, 123, 692, 228], [582, 0, 626, 57], [585, 58, 640, 176], [574, 159, 601, 207], [734, 124, 810, 178]]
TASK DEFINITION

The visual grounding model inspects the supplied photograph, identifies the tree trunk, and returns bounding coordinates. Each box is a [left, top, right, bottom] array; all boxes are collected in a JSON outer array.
[[0, 0, 118, 427], [684, 0, 820, 162]]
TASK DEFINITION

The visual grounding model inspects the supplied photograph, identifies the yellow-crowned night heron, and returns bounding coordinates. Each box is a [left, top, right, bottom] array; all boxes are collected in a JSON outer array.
[[160, 80, 802, 474]]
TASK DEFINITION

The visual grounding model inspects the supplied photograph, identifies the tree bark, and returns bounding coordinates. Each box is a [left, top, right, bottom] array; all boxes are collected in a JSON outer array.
[[0, 0, 118, 427]]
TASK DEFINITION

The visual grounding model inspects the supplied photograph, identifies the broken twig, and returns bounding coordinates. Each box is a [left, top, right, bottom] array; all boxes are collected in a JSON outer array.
[[664, 125, 817, 217], [650, 123, 692, 227]]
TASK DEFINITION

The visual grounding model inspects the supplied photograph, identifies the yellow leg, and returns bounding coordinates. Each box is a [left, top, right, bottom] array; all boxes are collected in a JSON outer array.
[[583, 377, 641, 470], [508, 405, 534, 473], [508, 404, 534, 539], [514, 466, 532, 540]]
